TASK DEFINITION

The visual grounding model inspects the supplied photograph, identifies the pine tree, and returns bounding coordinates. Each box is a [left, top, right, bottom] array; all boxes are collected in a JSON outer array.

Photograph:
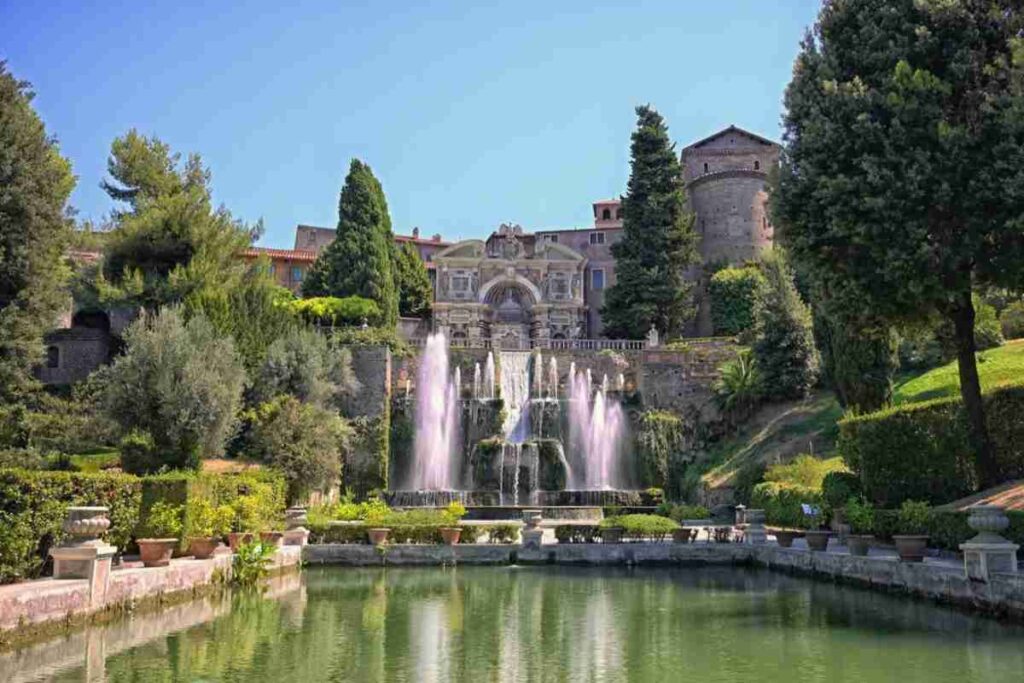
[[303, 159, 398, 327], [0, 63, 76, 406], [751, 251, 818, 400], [601, 105, 699, 338], [394, 241, 432, 319]]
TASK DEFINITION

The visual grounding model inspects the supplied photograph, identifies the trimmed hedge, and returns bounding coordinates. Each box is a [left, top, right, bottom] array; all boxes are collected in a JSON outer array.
[[600, 514, 679, 541], [306, 520, 488, 545], [751, 481, 822, 529], [839, 383, 1024, 506], [554, 525, 600, 544], [709, 265, 766, 337], [0, 468, 142, 584]]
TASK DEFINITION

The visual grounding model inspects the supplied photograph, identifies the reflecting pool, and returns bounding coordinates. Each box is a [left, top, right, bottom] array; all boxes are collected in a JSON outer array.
[[3, 566, 1023, 682]]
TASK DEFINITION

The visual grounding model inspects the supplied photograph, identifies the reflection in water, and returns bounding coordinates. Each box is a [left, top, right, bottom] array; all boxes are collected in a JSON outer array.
[[4, 566, 1024, 683]]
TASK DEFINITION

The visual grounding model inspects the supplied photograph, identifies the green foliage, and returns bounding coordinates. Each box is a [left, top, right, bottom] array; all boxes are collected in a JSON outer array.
[[554, 524, 600, 544], [601, 105, 699, 338], [102, 307, 245, 473], [232, 540, 276, 588], [820, 471, 862, 510], [763, 454, 847, 490], [249, 326, 360, 412], [598, 514, 679, 541], [895, 340, 1024, 404], [346, 414, 390, 499], [487, 523, 519, 544], [324, 325, 412, 355], [896, 500, 931, 536], [657, 503, 710, 522], [90, 129, 254, 310], [839, 383, 1024, 506], [244, 395, 352, 504], [441, 501, 467, 526], [844, 496, 874, 535], [751, 251, 818, 400], [23, 379, 118, 455], [772, 1, 1024, 487], [288, 296, 382, 327], [0, 468, 142, 583], [1000, 302, 1024, 340], [187, 498, 233, 539], [139, 500, 183, 539], [394, 241, 433, 319], [750, 481, 821, 529], [708, 266, 767, 337], [814, 303, 898, 412], [302, 159, 398, 327], [635, 410, 684, 491], [0, 63, 76, 406], [712, 350, 763, 423]]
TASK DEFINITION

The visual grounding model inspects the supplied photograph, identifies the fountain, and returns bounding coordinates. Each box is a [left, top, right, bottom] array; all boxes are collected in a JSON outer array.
[[406, 333, 461, 491]]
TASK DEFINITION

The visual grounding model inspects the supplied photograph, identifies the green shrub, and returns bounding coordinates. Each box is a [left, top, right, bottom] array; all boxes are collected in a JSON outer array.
[[288, 296, 383, 327], [139, 501, 183, 538], [763, 454, 847, 489], [248, 327, 360, 412], [709, 265, 767, 337], [713, 350, 763, 423], [1000, 301, 1024, 339], [750, 481, 821, 529], [0, 468, 142, 583], [635, 410, 684, 491], [844, 496, 874, 535], [441, 501, 467, 526], [188, 498, 233, 539], [308, 522, 368, 544], [554, 525, 599, 544], [487, 523, 519, 544], [599, 514, 678, 541], [657, 503, 710, 522], [839, 383, 1024, 506], [821, 471, 862, 510], [896, 500, 930, 536], [232, 540, 276, 588]]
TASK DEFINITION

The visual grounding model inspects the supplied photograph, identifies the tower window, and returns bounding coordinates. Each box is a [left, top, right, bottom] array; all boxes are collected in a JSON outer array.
[[754, 160, 760, 170], [291, 266, 304, 282], [703, 162, 709, 173], [46, 346, 59, 369], [589, 232, 605, 245], [601, 208, 611, 220], [591, 269, 605, 290]]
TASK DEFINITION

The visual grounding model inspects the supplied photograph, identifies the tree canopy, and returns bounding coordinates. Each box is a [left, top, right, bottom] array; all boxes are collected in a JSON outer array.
[[772, 0, 1024, 485], [601, 105, 699, 338], [0, 62, 76, 406], [303, 159, 398, 326], [394, 241, 433, 319]]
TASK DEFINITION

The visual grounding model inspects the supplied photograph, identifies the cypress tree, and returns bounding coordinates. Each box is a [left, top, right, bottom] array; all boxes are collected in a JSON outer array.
[[0, 63, 76, 406], [601, 105, 699, 339], [304, 159, 398, 327], [394, 241, 433, 319]]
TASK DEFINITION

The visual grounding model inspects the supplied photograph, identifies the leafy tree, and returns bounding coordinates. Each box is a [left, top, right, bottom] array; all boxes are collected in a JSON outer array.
[[708, 266, 767, 337], [101, 307, 245, 473], [751, 251, 818, 400], [814, 302, 898, 412], [1001, 301, 1024, 340], [85, 130, 254, 309], [250, 327, 360, 412], [0, 63, 75, 406], [394, 241, 432, 318], [246, 395, 352, 504], [303, 159, 398, 326], [601, 105, 699, 338], [772, 0, 1024, 486]]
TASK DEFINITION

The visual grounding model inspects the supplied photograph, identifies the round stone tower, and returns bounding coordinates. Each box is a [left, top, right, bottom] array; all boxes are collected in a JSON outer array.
[[681, 125, 780, 336]]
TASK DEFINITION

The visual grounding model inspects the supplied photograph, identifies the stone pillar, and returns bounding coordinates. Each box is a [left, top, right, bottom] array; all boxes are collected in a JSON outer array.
[[283, 507, 310, 547], [521, 509, 543, 550], [744, 509, 767, 545], [734, 504, 747, 526], [49, 506, 117, 609], [960, 505, 1019, 582]]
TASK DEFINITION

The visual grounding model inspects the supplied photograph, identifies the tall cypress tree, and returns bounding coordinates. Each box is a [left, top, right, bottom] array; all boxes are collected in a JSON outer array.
[[601, 105, 699, 339], [0, 63, 76, 406], [394, 241, 433, 319], [304, 159, 398, 327]]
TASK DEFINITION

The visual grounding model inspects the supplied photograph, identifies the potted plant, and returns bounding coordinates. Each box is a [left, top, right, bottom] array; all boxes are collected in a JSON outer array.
[[364, 501, 391, 546], [802, 508, 831, 552], [188, 500, 233, 559], [843, 496, 874, 557], [228, 496, 261, 551], [439, 501, 466, 545], [137, 501, 183, 567], [773, 528, 799, 548], [893, 500, 930, 563]]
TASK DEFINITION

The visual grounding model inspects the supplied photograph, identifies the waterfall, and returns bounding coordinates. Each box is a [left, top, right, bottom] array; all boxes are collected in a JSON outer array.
[[409, 333, 461, 490], [616, 373, 625, 392], [567, 365, 626, 490], [499, 351, 531, 443], [484, 352, 495, 400], [473, 363, 481, 399], [532, 352, 543, 399], [549, 357, 559, 399]]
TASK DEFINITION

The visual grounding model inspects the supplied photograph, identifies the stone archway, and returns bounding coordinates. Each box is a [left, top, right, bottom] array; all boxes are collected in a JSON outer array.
[[482, 280, 537, 348]]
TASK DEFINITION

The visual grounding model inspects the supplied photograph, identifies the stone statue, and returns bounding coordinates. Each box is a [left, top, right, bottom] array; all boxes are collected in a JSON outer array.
[[647, 324, 660, 348], [570, 274, 580, 299]]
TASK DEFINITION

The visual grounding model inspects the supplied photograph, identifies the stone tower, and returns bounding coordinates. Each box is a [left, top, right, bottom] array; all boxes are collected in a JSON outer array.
[[681, 125, 781, 336]]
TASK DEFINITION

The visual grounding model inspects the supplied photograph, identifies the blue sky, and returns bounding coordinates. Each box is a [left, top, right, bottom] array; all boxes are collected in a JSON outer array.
[[3, 1, 819, 247]]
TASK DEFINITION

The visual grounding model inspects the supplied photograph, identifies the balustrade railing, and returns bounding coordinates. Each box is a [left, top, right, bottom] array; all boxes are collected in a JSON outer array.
[[405, 337, 647, 351]]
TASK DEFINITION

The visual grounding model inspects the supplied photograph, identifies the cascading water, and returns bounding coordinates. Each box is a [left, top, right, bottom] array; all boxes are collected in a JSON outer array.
[[567, 366, 626, 490], [483, 352, 495, 400], [499, 351, 531, 443], [408, 333, 461, 490], [549, 357, 559, 399], [473, 363, 482, 399]]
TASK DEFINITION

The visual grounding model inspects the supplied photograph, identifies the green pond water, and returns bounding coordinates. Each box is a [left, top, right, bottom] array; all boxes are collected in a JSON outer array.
[[4, 565, 1023, 682]]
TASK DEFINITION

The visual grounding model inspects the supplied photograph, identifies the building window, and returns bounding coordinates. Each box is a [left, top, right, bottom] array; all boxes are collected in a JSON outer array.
[[616, 209, 623, 220], [291, 266, 303, 282], [754, 160, 760, 170], [548, 234, 559, 243], [589, 232, 605, 245], [46, 346, 59, 369], [601, 208, 611, 220], [703, 162, 709, 173], [592, 269, 605, 290]]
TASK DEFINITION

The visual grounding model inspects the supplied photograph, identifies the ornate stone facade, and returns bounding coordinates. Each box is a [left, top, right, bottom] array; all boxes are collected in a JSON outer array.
[[432, 223, 588, 348]]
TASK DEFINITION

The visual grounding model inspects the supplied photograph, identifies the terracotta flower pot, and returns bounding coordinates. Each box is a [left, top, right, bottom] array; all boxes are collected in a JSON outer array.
[[367, 528, 390, 546], [260, 531, 284, 549], [600, 527, 623, 544], [439, 527, 462, 545], [893, 535, 929, 563], [227, 532, 255, 552], [774, 530, 798, 548], [137, 538, 177, 567], [846, 535, 873, 557], [804, 529, 832, 552], [188, 537, 220, 560], [672, 528, 695, 544]]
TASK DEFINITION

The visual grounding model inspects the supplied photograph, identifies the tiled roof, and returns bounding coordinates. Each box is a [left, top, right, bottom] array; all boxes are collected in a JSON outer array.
[[242, 247, 318, 262], [297, 224, 450, 246]]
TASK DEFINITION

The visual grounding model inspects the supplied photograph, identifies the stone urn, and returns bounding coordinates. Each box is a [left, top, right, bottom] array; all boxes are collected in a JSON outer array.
[[774, 530, 798, 548], [260, 531, 284, 549], [367, 528, 390, 546], [522, 509, 543, 530], [284, 507, 311, 547], [137, 539, 176, 567], [439, 527, 462, 545], [966, 505, 1010, 542], [188, 537, 221, 560], [893, 535, 929, 563], [63, 507, 112, 546], [804, 529, 832, 552]]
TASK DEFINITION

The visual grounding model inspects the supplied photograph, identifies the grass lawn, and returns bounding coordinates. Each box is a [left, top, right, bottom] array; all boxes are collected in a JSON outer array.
[[893, 339, 1024, 404]]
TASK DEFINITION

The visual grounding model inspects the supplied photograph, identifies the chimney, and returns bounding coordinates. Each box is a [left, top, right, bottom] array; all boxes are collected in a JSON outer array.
[[412, 226, 420, 239]]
